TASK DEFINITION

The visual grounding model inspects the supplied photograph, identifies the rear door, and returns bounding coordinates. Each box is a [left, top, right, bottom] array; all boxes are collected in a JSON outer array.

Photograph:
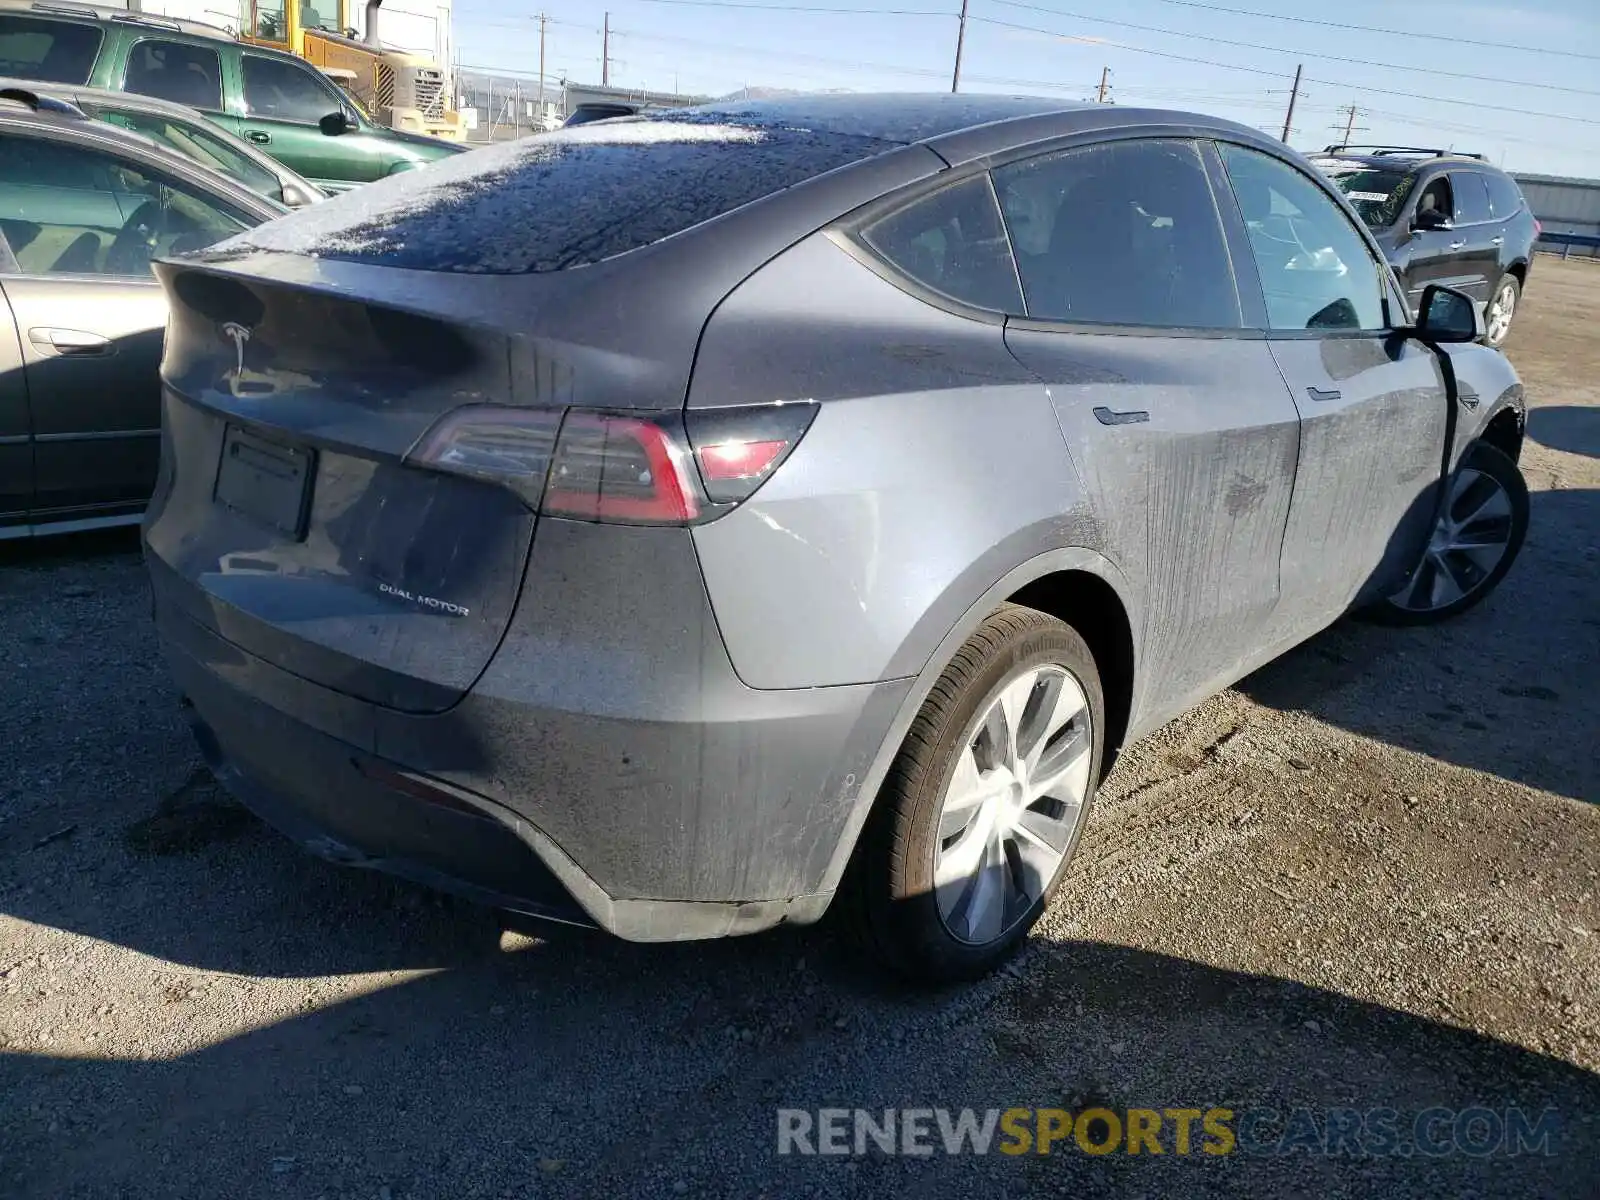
[[995, 137, 1303, 718], [1215, 141, 1450, 642], [0, 128, 253, 518], [1448, 169, 1501, 302]]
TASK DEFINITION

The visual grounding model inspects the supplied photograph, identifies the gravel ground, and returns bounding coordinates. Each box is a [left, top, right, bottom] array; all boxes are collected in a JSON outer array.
[[2, 257, 1597, 1199]]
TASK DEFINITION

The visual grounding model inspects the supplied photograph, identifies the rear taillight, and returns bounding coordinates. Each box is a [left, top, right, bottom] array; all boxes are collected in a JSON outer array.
[[1534, 218, 1543, 237], [406, 401, 816, 525], [685, 401, 817, 504], [542, 413, 699, 524]]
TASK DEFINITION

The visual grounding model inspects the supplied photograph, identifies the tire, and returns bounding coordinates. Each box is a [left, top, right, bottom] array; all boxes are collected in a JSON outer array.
[[1482, 272, 1521, 349], [848, 604, 1105, 983], [1368, 442, 1529, 626]]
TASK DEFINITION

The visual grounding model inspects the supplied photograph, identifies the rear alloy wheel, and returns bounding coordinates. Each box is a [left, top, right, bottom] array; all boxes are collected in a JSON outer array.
[[1483, 273, 1521, 348], [851, 605, 1104, 982], [1372, 442, 1528, 625]]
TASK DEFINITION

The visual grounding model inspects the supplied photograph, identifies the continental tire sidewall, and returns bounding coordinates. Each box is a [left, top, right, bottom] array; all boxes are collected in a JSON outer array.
[[860, 605, 1106, 981]]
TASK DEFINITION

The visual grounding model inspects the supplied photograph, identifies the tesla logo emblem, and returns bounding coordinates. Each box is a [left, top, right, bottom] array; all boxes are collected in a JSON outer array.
[[221, 322, 251, 377]]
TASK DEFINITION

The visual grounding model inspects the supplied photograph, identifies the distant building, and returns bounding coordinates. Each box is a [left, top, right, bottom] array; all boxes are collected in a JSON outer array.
[[1513, 173, 1600, 259]]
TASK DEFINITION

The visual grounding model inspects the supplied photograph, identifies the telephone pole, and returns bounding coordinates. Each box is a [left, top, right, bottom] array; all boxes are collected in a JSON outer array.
[[1279, 63, 1302, 143], [1333, 102, 1367, 146], [602, 11, 611, 87], [1096, 65, 1110, 103], [951, 0, 968, 93], [536, 12, 547, 115]]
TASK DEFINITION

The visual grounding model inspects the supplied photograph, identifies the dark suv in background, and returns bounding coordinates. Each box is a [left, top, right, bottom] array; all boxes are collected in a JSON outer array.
[[1309, 145, 1537, 347]]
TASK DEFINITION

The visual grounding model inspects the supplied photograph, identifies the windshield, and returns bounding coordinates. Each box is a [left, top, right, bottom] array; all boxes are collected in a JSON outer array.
[[1315, 164, 1414, 229]]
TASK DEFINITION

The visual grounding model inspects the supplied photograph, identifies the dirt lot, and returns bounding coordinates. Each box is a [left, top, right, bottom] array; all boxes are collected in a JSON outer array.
[[2, 258, 1597, 1199]]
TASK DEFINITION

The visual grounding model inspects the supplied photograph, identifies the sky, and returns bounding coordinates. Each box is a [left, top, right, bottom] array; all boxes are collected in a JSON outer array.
[[452, 0, 1600, 178]]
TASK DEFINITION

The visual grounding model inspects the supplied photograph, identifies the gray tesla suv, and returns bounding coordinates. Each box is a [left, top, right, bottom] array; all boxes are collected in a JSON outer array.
[[143, 96, 1529, 980]]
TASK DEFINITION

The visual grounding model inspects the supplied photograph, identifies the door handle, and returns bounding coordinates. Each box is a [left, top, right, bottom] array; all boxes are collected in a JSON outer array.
[[1306, 386, 1342, 402], [28, 327, 114, 357], [245, 129, 272, 144], [1092, 406, 1149, 426], [1448, 240, 1466, 250], [1490, 236, 1504, 246]]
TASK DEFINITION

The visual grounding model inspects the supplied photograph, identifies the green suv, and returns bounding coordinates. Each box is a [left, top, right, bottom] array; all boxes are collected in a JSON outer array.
[[0, 0, 464, 192]]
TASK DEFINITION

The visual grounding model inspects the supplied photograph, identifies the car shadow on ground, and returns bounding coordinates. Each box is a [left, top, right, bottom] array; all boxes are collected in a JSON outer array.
[[1, 919, 1597, 1199], [0, 525, 141, 567], [1237, 485, 1599, 805], [1528, 405, 1600, 459]]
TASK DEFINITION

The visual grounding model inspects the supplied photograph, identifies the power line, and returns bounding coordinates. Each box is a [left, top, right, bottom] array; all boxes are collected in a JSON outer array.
[[970, 15, 1600, 126], [1136, 0, 1600, 64], [613, 26, 952, 80], [985, 0, 1600, 98], [613, 0, 949, 13], [616, 25, 1109, 94]]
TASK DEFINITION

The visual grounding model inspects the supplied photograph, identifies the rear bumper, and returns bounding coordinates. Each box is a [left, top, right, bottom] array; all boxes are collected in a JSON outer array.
[[152, 535, 910, 940]]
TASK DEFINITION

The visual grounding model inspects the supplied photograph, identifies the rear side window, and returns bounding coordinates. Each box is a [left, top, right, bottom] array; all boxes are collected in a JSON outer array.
[[225, 116, 897, 273], [859, 175, 1023, 313], [1485, 172, 1525, 219], [0, 14, 102, 84], [243, 54, 344, 123], [95, 107, 284, 201], [123, 39, 223, 112], [1452, 172, 1492, 224], [993, 138, 1240, 328], [0, 132, 250, 277]]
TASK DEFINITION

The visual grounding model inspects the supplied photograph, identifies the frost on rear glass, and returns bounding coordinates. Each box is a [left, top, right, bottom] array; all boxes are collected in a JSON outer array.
[[218, 113, 895, 274]]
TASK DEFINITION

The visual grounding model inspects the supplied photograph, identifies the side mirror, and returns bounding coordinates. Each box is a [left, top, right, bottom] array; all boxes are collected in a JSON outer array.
[[1412, 207, 1452, 232], [1414, 284, 1483, 344], [318, 110, 351, 137]]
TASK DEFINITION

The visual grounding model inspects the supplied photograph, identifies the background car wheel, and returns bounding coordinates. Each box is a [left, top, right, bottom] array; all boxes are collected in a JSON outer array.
[[849, 604, 1104, 983], [1369, 442, 1529, 626], [1483, 273, 1521, 348]]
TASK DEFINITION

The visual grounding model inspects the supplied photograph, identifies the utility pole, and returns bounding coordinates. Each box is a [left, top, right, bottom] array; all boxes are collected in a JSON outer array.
[[1096, 65, 1110, 103], [951, 0, 968, 93], [602, 11, 611, 87], [1279, 63, 1302, 143], [1333, 102, 1367, 146], [536, 12, 547, 116]]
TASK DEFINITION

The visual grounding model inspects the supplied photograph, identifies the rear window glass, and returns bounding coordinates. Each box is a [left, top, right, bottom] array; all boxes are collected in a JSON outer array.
[[860, 174, 1023, 312], [222, 114, 896, 273], [1452, 172, 1492, 224], [0, 15, 102, 84], [1484, 172, 1524, 219], [123, 39, 224, 112]]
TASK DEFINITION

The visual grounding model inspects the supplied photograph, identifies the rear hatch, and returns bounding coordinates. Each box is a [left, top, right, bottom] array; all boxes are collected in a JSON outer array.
[[144, 109, 933, 713], [145, 267, 536, 713]]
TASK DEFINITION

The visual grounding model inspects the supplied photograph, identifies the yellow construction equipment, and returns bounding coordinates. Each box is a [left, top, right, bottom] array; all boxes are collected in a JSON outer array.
[[240, 0, 465, 142]]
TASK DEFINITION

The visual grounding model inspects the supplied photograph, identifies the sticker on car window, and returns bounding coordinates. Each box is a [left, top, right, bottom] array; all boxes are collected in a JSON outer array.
[[1346, 191, 1390, 202]]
